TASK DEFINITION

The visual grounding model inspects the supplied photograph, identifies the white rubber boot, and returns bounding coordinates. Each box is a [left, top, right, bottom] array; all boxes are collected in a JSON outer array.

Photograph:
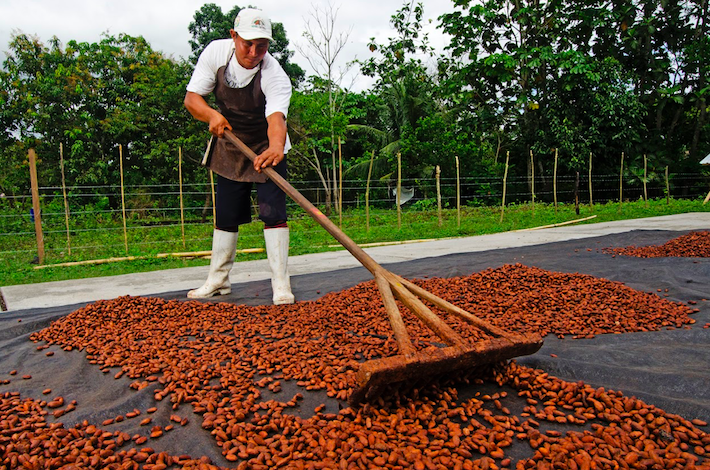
[[264, 227, 295, 305], [187, 229, 238, 298]]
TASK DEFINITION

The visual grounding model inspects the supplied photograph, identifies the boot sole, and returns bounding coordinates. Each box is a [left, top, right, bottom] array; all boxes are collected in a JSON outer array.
[[273, 295, 295, 305], [187, 287, 231, 299]]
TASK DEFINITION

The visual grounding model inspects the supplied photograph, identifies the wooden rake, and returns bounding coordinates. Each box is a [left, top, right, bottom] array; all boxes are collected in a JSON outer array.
[[223, 130, 543, 405]]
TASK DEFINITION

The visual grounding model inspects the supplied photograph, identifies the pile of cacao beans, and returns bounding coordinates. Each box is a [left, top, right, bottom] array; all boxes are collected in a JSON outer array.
[[1, 263, 706, 469], [603, 231, 710, 258]]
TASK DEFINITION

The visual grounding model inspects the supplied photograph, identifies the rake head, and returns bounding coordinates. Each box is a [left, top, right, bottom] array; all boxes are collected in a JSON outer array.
[[348, 271, 543, 406], [350, 334, 543, 405]]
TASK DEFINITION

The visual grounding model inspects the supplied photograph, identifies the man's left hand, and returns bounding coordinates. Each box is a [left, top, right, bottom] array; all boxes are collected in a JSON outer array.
[[253, 146, 284, 172], [256, 112, 288, 172]]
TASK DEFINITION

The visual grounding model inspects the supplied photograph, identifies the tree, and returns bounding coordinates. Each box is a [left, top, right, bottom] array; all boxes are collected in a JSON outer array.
[[614, 0, 709, 164], [188, 3, 235, 63], [188, 3, 305, 86], [293, 2, 355, 214], [438, 0, 709, 183], [287, 78, 352, 213], [357, 2, 444, 181], [439, 0, 575, 173], [0, 32, 206, 205]]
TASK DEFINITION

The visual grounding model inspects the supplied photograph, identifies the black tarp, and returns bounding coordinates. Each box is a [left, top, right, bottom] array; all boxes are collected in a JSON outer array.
[[1, 229, 708, 465]]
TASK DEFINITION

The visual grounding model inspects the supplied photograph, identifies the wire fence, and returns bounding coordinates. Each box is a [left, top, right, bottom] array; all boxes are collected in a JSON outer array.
[[3, 168, 708, 265]]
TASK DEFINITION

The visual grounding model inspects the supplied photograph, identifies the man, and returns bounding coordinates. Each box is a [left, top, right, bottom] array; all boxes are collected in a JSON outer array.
[[184, 8, 294, 305]]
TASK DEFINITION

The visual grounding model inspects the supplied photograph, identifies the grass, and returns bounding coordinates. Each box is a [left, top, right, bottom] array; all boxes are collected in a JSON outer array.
[[1, 197, 709, 287]]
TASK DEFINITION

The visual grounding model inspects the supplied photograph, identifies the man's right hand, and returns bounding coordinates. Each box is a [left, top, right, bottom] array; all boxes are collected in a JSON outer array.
[[184, 91, 232, 137], [208, 113, 232, 138]]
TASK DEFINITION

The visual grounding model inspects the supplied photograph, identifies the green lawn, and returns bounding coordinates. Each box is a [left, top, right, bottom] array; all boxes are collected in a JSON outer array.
[[1, 198, 708, 287]]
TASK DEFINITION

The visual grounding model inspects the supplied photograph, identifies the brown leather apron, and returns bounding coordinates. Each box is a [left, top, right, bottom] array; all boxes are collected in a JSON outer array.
[[203, 52, 270, 183]]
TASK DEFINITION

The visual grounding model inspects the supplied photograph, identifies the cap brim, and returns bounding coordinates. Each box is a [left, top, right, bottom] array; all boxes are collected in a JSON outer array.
[[236, 30, 273, 41]]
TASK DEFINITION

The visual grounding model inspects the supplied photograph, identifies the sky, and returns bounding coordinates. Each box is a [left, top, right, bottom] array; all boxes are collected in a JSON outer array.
[[0, 0, 455, 91]]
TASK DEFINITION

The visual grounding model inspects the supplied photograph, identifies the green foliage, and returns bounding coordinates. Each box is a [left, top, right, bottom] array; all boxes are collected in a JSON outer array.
[[355, 2, 451, 183], [0, 33, 208, 202], [188, 3, 235, 63], [288, 85, 351, 181], [438, 0, 709, 179], [536, 57, 647, 173], [411, 198, 438, 211]]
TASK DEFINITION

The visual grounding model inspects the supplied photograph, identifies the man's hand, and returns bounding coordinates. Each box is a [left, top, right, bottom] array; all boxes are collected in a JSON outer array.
[[254, 112, 288, 172], [184, 91, 232, 137], [253, 146, 285, 172], [207, 113, 232, 138]]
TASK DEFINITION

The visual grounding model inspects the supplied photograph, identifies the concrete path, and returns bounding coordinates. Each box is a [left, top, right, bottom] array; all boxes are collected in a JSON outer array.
[[2, 212, 708, 312]]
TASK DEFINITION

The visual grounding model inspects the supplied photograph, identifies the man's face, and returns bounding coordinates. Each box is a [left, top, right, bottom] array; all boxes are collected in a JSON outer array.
[[231, 30, 269, 69]]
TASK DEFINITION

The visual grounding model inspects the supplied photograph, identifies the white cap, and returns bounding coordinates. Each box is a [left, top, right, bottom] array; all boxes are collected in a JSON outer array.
[[234, 8, 273, 41]]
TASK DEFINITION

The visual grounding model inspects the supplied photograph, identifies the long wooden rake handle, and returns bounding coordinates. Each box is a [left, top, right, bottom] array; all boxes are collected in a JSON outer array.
[[222, 130, 520, 348], [223, 130, 384, 277]]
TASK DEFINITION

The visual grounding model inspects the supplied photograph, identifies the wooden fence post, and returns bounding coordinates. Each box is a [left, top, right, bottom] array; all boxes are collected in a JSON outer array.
[[530, 149, 535, 215], [575, 171, 580, 215], [500, 151, 509, 223], [619, 152, 624, 213], [589, 152, 593, 207], [436, 165, 442, 226], [28, 149, 45, 264], [366, 150, 374, 232], [179, 146, 186, 249], [396, 152, 402, 229], [60, 143, 71, 255], [119, 144, 128, 254], [338, 137, 343, 227], [553, 148, 558, 214], [456, 156, 460, 228], [643, 154, 648, 208]]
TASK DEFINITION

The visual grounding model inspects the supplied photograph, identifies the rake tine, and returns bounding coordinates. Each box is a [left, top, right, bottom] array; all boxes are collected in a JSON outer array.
[[374, 272, 416, 357], [395, 275, 519, 340], [387, 273, 467, 347]]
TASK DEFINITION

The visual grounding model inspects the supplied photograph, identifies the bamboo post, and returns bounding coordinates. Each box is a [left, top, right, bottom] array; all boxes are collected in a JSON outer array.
[[366, 150, 374, 232], [665, 166, 670, 205], [530, 149, 535, 215], [575, 171, 580, 215], [179, 146, 186, 249], [643, 154, 648, 208], [619, 152, 624, 213], [334, 141, 340, 218], [553, 148, 558, 214], [28, 149, 45, 264], [589, 152, 593, 207], [396, 152, 402, 229], [514, 215, 597, 232], [338, 137, 343, 227], [500, 151, 509, 223], [119, 144, 128, 255], [209, 170, 216, 225], [33, 248, 266, 269], [436, 165, 442, 227], [455, 156, 460, 228], [59, 143, 71, 255]]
